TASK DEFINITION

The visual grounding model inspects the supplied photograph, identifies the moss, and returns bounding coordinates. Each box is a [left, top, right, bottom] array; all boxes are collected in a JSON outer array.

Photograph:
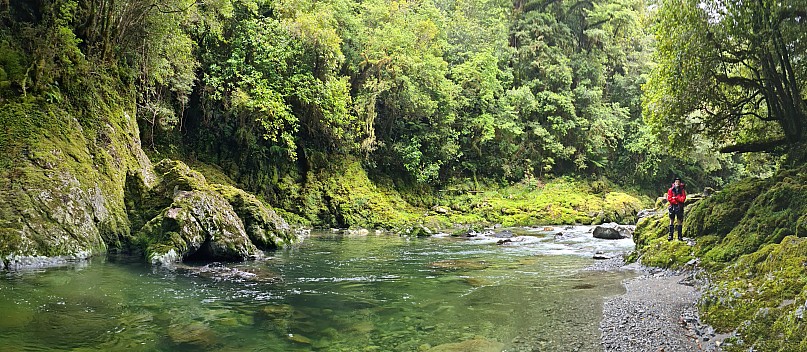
[[700, 236, 807, 345], [288, 158, 419, 229], [636, 237, 694, 268], [0, 89, 152, 263], [456, 178, 647, 227], [130, 159, 298, 264], [211, 183, 294, 248], [270, 161, 648, 233]]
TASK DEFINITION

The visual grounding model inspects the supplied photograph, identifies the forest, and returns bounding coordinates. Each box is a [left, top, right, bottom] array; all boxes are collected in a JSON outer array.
[[3, 0, 778, 196]]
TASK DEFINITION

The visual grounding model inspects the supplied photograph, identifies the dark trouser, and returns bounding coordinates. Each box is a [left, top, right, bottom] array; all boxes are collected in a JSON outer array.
[[668, 205, 684, 240]]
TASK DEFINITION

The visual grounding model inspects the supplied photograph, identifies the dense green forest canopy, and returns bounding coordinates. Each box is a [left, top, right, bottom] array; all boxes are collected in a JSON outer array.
[[4, 0, 799, 194], [645, 0, 807, 156]]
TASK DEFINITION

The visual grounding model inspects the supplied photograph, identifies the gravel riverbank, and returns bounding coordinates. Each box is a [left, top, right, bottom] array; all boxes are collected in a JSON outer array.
[[596, 257, 724, 352]]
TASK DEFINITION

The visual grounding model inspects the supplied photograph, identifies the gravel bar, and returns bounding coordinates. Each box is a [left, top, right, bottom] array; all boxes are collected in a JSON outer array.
[[598, 260, 724, 352]]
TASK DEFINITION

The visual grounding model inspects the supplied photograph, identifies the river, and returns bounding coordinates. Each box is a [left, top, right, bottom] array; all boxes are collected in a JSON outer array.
[[0, 226, 637, 351]]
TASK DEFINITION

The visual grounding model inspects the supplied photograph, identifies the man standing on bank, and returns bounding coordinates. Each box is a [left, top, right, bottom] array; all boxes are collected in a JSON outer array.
[[667, 177, 686, 241]]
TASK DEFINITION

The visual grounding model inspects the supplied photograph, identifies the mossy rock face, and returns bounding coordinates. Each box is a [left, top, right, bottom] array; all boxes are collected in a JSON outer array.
[[685, 179, 766, 246], [690, 166, 807, 267], [287, 158, 417, 229], [633, 165, 807, 349], [134, 159, 295, 265], [210, 184, 294, 249], [138, 189, 257, 265], [631, 212, 695, 268], [0, 100, 153, 269], [700, 236, 807, 350]]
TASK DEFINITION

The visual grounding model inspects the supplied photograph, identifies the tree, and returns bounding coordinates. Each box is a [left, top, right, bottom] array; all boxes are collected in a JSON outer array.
[[644, 0, 807, 154], [508, 0, 647, 176], [349, 0, 459, 183]]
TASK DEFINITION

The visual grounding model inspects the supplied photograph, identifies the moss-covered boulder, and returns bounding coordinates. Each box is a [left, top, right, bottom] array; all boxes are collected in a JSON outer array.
[[700, 236, 807, 350], [133, 159, 294, 265], [137, 189, 258, 265], [210, 184, 294, 249], [0, 100, 153, 269]]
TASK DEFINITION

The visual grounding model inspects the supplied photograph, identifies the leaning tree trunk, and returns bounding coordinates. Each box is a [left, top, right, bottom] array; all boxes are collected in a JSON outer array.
[[756, 0, 806, 145]]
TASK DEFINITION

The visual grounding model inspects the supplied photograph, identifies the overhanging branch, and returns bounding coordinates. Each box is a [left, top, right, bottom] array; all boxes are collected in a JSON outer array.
[[714, 75, 764, 90], [719, 138, 788, 153]]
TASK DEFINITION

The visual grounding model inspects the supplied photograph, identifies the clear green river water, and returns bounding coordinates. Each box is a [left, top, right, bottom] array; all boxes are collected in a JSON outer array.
[[0, 227, 636, 351]]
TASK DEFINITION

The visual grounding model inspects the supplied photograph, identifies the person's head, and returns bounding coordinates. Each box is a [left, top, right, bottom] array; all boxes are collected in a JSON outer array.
[[673, 177, 682, 187]]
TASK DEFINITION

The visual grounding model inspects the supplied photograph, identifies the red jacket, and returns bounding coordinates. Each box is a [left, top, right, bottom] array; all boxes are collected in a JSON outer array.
[[667, 185, 686, 205]]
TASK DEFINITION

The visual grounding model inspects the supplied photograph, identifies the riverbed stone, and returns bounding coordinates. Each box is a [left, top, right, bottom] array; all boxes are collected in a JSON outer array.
[[168, 322, 217, 348], [593, 224, 623, 239], [0, 305, 34, 329], [428, 338, 505, 352], [429, 259, 490, 270], [288, 333, 313, 344]]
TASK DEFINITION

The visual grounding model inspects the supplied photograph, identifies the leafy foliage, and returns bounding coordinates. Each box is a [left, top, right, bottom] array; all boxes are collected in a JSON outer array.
[[0, 0, 753, 224], [644, 0, 807, 154]]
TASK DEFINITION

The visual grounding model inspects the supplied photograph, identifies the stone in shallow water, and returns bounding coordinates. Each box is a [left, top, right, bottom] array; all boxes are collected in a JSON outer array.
[[177, 262, 280, 283], [428, 338, 505, 352], [429, 259, 489, 271], [168, 322, 217, 348], [288, 333, 313, 344], [350, 321, 376, 334], [593, 224, 623, 239], [464, 277, 493, 287], [0, 306, 34, 329]]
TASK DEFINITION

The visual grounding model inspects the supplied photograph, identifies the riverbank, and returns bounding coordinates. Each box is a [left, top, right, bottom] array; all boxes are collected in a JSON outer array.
[[598, 258, 724, 352]]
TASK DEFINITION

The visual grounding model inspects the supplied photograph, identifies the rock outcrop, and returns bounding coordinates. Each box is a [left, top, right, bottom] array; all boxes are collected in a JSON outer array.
[[0, 102, 294, 270], [133, 160, 294, 266], [0, 102, 154, 270]]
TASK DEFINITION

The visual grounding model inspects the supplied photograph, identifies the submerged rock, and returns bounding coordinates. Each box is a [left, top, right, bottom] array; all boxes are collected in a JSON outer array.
[[429, 259, 489, 271], [176, 262, 280, 282], [288, 333, 313, 345], [428, 338, 505, 352], [492, 230, 514, 238], [168, 322, 217, 348]]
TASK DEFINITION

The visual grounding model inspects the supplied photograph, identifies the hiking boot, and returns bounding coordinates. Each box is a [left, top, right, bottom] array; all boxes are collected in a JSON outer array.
[[668, 225, 674, 241], [676, 225, 683, 241]]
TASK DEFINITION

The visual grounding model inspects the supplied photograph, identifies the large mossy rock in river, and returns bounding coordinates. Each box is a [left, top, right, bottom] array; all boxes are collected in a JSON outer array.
[[133, 160, 293, 265], [0, 101, 154, 270], [210, 184, 294, 250]]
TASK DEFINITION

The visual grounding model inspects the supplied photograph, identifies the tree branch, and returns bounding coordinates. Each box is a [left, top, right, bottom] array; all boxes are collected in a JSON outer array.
[[714, 74, 764, 90], [777, 9, 807, 24], [719, 138, 788, 153]]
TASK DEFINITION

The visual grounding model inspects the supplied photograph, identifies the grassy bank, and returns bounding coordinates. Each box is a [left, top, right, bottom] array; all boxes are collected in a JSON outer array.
[[184, 158, 650, 233]]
